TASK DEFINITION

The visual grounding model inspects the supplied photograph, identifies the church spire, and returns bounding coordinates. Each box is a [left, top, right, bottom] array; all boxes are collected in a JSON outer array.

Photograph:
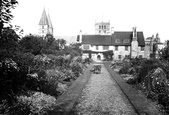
[[38, 8, 53, 36], [39, 8, 49, 25]]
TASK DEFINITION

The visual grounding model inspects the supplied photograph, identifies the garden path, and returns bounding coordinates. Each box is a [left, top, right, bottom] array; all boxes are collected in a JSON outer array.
[[73, 64, 138, 115]]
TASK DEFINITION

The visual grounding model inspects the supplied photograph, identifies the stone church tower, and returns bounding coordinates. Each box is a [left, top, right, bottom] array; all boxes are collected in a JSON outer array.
[[95, 21, 110, 35], [131, 27, 138, 58], [38, 8, 53, 36]]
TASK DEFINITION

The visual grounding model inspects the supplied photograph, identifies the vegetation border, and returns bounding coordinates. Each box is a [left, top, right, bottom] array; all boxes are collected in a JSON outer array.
[[104, 61, 162, 115], [45, 65, 92, 115]]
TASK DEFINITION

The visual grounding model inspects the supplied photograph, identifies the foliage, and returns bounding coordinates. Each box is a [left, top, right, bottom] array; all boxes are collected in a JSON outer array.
[[19, 35, 45, 55], [102, 50, 114, 60], [0, 27, 20, 59], [1, 0, 18, 28], [159, 40, 169, 61], [118, 58, 169, 113]]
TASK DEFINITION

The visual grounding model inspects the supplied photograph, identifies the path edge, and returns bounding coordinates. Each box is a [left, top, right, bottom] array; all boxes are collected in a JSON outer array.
[[45, 65, 92, 115]]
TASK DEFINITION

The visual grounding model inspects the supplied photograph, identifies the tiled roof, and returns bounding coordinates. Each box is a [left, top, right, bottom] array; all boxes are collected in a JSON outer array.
[[79, 31, 145, 46], [39, 9, 49, 25]]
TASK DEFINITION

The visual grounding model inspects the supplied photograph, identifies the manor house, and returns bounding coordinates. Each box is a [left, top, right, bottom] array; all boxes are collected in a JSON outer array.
[[77, 21, 145, 61]]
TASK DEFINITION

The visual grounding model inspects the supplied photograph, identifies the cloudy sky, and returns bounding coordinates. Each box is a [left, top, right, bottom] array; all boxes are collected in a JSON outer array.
[[11, 0, 169, 42]]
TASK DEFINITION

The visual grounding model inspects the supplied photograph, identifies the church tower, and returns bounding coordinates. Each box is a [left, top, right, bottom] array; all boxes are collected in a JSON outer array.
[[95, 21, 110, 35], [38, 8, 53, 36], [131, 27, 138, 58]]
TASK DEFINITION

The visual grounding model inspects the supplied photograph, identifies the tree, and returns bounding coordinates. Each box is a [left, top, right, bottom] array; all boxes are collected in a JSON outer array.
[[57, 39, 66, 49], [1, 0, 18, 29], [0, 27, 20, 59], [103, 50, 114, 60], [19, 35, 45, 55]]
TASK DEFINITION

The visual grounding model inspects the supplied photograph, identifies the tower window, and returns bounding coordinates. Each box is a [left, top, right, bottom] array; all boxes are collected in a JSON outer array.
[[104, 25, 106, 29]]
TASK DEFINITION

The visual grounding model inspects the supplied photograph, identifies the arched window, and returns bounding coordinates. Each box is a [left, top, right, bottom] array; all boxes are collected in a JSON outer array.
[[104, 25, 106, 29]]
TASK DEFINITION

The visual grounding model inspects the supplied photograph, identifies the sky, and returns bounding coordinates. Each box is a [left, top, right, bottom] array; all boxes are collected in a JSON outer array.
[[11, 0, 169, 42]]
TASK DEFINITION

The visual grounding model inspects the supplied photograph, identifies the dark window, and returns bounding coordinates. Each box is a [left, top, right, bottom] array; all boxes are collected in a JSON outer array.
[[83, 45, 89, 50], [42, 25, 44, 29], [104, 25, 106, 29], [96, 45, 99, 50], [99, 25, 101, 29], [99, 31, 101, 33], [139, 55, 143, 58], [42, 30, 44, 33], [141, 46, 144, 51], [115, 46, 118, 51], [103, 45, 109, 50], [125, 46, 128, 51], [104, 31, 106, 33], [118, 55, 121, 60]]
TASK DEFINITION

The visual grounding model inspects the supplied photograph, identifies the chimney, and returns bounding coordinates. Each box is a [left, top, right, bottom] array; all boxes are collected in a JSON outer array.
[[79, 30, 82, 43], [132, 27, 137, 41]]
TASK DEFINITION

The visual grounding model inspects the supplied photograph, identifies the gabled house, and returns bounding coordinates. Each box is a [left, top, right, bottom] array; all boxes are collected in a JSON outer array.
[[77, 27, 145, 61]]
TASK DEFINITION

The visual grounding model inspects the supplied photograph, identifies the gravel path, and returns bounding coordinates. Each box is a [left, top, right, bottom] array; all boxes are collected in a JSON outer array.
[[73, 64, 138, 115]]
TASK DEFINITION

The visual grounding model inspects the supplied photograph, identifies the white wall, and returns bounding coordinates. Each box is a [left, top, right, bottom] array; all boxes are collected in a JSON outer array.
[[114, 46, 130, 60]]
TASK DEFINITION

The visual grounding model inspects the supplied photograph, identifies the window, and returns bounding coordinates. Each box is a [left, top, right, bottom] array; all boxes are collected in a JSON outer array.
[[83, 45, 89, 50], [42, 30, 44, 33], [99, 31, 101, 33], [141, 46, 144, 51], [96, 45, 99, 50], [104, 31, 106, 33], [125, 46, 128, 51], [103, 45, 109, 50], [123, 39, 130, 43], [102, 25, 104, 29], [115, 39, 121, 43], [139, 55, 143, 58], [99, 25, 101, 29], [104, 25, 106, 29], [115, 46, 118, 51], [118, 55, 121, 60], [42, 25, 44, 29]]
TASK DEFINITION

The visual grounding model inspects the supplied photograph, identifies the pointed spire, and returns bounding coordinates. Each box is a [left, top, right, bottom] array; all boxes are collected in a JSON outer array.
[[47, 13, 53, 28], [39, 8, 49, 25]]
